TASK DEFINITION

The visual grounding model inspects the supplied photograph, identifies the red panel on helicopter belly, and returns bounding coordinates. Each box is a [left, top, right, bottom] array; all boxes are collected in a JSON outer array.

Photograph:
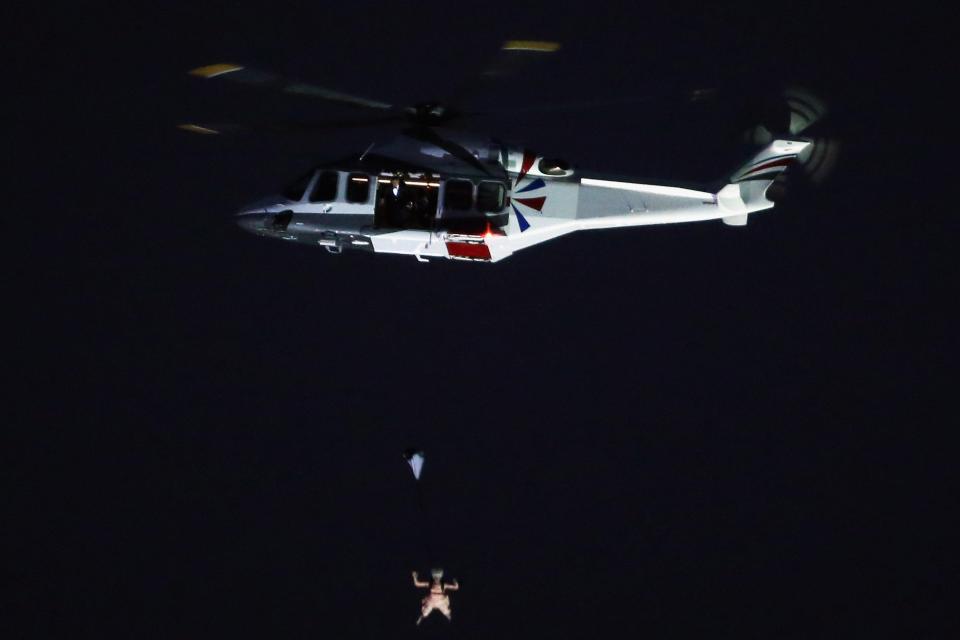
[[445, 241, 492, 260]]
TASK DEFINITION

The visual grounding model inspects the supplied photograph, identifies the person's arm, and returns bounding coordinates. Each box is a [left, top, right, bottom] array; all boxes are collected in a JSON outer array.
[[444, 579, 459, 591], [412, 571, 430, 588]]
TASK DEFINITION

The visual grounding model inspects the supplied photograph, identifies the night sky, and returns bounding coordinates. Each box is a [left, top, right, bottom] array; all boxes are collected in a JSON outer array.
[[9, 2, 955, 638]]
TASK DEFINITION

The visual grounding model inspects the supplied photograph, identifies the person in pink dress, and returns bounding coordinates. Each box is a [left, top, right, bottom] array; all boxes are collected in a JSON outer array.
[[412, 568, 459, 625]]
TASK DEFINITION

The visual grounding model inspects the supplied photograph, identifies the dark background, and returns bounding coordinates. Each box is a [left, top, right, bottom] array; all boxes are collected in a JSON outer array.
[[8, 1, 955, 638]]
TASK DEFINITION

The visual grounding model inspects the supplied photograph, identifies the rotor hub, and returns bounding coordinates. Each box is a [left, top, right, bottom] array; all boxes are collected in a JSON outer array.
[[412, 102, 456, 125]]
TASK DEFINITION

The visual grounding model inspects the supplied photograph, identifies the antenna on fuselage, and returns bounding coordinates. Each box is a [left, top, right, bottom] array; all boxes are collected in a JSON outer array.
[[359, 141, 376, 163]]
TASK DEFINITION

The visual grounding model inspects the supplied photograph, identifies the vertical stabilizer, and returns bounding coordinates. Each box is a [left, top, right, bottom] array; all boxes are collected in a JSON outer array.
[[717, 139, 811, 220]]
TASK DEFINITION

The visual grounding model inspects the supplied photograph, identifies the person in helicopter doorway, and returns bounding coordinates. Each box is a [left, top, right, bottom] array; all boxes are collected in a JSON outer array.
[[412, 568, 459, 625], [387, 173, 416, 228]]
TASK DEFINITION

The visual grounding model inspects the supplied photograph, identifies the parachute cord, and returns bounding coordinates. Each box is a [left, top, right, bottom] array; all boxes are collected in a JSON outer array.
[[413, 479, 438, 568]]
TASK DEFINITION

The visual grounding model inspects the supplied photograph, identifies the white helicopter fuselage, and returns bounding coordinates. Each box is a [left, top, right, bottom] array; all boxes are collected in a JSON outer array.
[[237, 140, 809, 263], [371, 176, 721, 262]]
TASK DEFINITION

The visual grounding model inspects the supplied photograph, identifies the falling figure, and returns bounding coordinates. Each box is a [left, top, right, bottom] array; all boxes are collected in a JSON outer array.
[[413, 568, 459, 625]]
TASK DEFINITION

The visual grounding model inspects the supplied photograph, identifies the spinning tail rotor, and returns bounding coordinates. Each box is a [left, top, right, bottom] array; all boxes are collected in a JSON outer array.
[[746, 87, 840, 186]]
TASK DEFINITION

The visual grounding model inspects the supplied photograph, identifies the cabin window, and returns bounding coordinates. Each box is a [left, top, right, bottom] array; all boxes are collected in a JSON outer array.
[[282, 171, 313, 202], [444, 180, 473, 211], [477, 181, 506, 212], [309, 171, 339, 202], [346, 173, 370, 203]]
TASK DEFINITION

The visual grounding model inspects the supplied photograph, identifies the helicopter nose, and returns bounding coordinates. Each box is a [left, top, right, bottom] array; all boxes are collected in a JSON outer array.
[[235, 196, 286, 233], [235, 212, 264, 234]]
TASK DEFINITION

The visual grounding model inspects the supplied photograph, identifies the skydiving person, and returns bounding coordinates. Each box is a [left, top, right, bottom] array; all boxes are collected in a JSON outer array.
[[412, 568, 459, 625]]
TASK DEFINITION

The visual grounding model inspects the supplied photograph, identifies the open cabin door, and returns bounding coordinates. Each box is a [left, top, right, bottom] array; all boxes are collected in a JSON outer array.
[[374, 173, 440, 229]]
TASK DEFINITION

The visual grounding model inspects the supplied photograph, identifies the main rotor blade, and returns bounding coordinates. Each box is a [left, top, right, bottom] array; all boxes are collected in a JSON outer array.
[[458, 88, 717, 120], [188, 63, 406, 114], [176, 114, 408, 137], [481, 40, 562, 78], [404, 127, 494, 176], [445, 40, 564, 112]]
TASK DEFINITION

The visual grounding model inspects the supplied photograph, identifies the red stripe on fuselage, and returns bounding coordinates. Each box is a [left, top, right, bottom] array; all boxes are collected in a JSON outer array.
[[514, 196, 546, 211], [742, 156, 796, 178], [515, 150, 537, 185], [446, 241, 492, 260]]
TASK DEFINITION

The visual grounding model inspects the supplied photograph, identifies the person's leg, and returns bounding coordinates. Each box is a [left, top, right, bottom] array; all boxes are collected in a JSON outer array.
[[437, 597, 451, 620], [418, 599, 435, 625]]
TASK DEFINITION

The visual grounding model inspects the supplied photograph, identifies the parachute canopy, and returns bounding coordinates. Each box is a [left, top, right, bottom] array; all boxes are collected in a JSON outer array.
[[403, 449, 425, 480]]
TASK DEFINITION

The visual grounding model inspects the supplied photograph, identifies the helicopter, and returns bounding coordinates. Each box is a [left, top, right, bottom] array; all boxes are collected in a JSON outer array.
[[181, 44, 833, 263]]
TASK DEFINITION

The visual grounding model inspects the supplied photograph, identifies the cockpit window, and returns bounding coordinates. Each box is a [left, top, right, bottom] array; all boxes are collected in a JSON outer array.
[[309, 171, 339, 202], [282, 171, 313, 202], [346, 173, 370, 203], [443, 180, 473, 211], [477, 181, 506, 212]]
